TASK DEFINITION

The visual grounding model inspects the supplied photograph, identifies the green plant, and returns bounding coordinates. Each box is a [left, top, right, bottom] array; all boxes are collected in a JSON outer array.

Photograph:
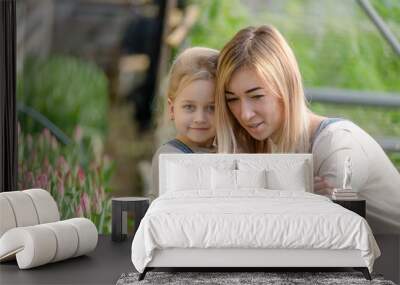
[[371, 0, 400, 29], [389, 153, 400, 172], [17, 56, 109, 139], [189, 0, 250, 49], [18, 124, 114, 234]]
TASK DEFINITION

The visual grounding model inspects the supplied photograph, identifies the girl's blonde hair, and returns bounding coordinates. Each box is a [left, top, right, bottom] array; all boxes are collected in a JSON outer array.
[[167, 47, 219, 101], [215, 25, 310, 153]]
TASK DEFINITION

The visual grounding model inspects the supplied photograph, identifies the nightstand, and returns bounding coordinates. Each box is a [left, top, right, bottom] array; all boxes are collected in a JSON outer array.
[[112, 197, 150, 242], [332, 198, 366, 218]]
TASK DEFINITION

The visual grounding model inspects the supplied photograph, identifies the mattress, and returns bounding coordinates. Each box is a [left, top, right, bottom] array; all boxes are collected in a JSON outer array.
[[131, 190, 380, 273]]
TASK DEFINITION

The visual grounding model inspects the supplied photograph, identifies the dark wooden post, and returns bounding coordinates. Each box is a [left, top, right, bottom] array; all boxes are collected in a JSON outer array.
[[0, 0, 17, 192]]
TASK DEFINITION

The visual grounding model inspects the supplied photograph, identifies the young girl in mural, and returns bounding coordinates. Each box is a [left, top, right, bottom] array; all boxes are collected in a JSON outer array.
[[215, 25, 400, 234], [151, 47, 219, 197]]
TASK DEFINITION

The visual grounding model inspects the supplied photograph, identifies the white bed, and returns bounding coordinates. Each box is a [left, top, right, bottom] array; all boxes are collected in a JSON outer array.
[[131, 154, 380, 280]]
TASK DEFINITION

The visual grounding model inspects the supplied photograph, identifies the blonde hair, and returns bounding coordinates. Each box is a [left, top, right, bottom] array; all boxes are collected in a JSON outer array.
[[167, 47, 219, 102], [215, 25, 310, 153]]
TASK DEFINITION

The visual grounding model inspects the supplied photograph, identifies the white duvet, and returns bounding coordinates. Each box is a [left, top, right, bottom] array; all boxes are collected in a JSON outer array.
[[131, 190, 380, 273]]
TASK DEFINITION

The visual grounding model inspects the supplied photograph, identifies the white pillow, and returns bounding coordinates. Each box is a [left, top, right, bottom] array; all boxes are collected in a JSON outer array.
[[211, 168, 236, 190], [211, 169, 267, 190], [236, 169, 267, 189], [166, 162, 211, 191], [266, 162, 307, 191]]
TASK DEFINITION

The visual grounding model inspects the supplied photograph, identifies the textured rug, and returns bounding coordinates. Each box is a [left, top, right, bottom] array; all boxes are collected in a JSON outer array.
[[116, 271, 396, 285]]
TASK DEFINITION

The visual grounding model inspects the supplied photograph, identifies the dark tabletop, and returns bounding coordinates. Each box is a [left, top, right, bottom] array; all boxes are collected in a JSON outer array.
[[0, 235, 134, 285]]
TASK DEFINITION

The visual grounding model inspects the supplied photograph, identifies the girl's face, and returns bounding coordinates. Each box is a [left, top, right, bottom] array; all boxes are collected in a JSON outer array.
[[169, 79, 216, 147], [225, 67, 283, 142]]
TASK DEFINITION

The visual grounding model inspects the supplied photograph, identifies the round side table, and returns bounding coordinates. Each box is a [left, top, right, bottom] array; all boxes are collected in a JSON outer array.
[[111, 197, 150, 242]]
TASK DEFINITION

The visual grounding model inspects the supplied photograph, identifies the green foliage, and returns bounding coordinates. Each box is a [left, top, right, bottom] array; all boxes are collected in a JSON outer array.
[[17, 56, 108, 139], [189, 0, 250, 49], [18, 125, 114, 234], [289, 26, 400, 92], [389, 153, 400, 172], [371, 0, 400, 29]]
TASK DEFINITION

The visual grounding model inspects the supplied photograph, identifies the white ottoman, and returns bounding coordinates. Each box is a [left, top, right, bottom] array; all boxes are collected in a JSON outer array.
[[0, 189, 98, 269]]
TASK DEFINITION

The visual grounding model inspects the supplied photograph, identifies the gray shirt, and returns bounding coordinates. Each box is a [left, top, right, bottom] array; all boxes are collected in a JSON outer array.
[[151, 141, 215, 198]]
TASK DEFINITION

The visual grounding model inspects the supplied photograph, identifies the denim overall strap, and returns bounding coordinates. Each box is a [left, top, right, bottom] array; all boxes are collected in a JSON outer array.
[[166, 139, 194, 153]]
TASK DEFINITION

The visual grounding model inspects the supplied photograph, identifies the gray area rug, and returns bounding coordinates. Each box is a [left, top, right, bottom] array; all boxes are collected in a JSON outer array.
[[116, 271, 396, 285]]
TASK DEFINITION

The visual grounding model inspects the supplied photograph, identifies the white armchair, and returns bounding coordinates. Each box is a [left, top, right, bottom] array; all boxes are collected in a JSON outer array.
[[0, 189, 98, 269]]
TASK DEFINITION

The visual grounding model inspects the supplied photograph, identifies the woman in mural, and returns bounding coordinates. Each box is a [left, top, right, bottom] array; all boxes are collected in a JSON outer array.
[[215, 25, 400, 234]]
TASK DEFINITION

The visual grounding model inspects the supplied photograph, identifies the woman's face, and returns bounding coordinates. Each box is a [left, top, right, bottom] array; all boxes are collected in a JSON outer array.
[[225, 67, 283, 141]]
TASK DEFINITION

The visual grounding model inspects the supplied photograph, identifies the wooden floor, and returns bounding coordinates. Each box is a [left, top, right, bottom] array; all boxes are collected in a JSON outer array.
[[0, 235, 398, 284], [0, 235, 133, 285]]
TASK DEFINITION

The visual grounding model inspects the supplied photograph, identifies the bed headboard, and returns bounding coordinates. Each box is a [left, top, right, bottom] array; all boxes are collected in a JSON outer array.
[[158, 153, 313, 195]]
